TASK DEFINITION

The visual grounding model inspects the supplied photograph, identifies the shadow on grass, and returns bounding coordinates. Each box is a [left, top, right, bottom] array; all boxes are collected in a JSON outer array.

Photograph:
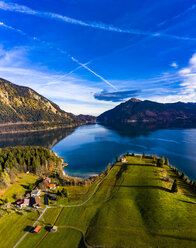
[[177, 199, 196, 205], [126, 163, 155, 167], [24, 226, 33, 232], [116, 185, 171, 193], [150, 231, 196, 242]]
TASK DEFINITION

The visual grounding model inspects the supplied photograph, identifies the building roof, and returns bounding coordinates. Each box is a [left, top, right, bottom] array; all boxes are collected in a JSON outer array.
[[34, 226, 41, 233], [49, 184, 56, 188], [44, 177, 50, 183], [24, 198, 30, 205], [35, 196, 41, 205], [16, 200, 24, 205], [31, 190, 40, 195]]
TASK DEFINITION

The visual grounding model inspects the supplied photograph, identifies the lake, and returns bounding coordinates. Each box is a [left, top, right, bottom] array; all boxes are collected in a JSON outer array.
[[0, 124, 196, 180]]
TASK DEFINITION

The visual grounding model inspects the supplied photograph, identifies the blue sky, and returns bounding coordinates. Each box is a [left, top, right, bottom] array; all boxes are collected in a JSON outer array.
[[0, 0, 196, 115]]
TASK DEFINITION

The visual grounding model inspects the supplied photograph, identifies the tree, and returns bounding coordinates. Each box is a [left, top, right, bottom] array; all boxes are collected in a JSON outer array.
[[157, 158, 164, 167], [165, 158, 169, 166], [116, 155, 119, 162], [106, 163, 111, 174], [142, 152, 145, 158], [180, 173, 186, 181], [171, 179, 178, 193]]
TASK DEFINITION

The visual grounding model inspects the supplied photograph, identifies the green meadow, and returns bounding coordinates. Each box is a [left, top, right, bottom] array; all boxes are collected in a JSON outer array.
[[1, 156, 196, 248]]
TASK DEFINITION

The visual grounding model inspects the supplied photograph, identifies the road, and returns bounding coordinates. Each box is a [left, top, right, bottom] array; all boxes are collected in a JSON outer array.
[[13, 170, 111, 248], [13, 206, 48, 248]]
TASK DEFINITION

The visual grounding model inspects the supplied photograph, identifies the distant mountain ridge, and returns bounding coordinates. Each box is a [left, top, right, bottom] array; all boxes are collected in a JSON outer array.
[[0, 78, 85, 133], [97, 98, 196, 124]]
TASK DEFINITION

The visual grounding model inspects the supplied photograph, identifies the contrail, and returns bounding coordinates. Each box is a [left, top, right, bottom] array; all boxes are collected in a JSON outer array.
[[0, 21, 26, 35], [0, 20, 116, 90], [0, 1, 196, 41], [71, 57, 118, 90]]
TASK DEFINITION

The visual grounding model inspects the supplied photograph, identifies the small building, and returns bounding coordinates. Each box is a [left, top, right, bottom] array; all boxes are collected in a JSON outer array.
[[31, 190, 41, 197], [34, 196, 41, 208], [44, 177, 51, 184], [16, 200, 24, 208], [30, 196, 41, 208], [50, 226, 57, 232], [33, 225, 41, 233], [121, 157, 127, 163], [49, 184, 56, 190], [23, 198, 30, 207]]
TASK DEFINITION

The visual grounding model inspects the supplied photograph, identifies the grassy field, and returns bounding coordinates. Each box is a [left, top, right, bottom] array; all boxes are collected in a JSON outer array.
[[2, 156, 196, 248], [0, 173, 39, 203]]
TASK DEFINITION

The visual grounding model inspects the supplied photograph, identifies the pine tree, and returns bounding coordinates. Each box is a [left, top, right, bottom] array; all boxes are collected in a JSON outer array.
[[171, 179, 178, 193]]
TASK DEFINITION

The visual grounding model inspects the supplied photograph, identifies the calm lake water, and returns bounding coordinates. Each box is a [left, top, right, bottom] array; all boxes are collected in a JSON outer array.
[[0, 124, 196, 180]]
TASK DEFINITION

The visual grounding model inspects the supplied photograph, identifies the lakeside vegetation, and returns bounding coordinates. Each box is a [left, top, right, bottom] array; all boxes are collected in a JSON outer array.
[[0, 152, 195, 248], [0, 146, 62, 192]]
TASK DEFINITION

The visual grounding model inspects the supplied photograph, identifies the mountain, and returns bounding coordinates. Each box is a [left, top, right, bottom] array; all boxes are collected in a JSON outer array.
[[76, 114, 96, 123], [0, 78, 81, 132], [97, 98, 196, 124]]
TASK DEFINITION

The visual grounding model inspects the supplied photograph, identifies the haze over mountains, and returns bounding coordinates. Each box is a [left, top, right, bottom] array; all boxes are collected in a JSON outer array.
[[98, 98, 196, 124]]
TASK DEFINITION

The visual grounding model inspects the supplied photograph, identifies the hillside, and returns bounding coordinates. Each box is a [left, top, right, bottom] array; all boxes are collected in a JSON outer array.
[[97, 98, 196, 124], [1, 155, 195, 248], [0, 78, 81, 132]]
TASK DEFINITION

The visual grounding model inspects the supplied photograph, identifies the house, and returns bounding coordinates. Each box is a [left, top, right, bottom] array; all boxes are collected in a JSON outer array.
[[44, 177, 50, 184], [30, 196, 41, 208], [33, 225, 41, 233], [121, 157, 127, 163], [16, 200, 24, 208], [49, 184, 56, 190], [23, 198, 30, 207], [31, 190, 41, 197], [34, 196, 41, 208]]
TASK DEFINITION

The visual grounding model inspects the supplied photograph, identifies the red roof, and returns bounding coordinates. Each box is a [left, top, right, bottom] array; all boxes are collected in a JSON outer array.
[[49, 184, 55, 187], [34, 226, 41, 233], [16, 200, 24, 205]]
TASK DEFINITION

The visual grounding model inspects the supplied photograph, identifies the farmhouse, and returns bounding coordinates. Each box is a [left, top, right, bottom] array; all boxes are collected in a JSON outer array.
[[16, 200, 24, 208], [30, 196, 41, 208], [121, 157, 127, 163], [49, 184, 56, 190]]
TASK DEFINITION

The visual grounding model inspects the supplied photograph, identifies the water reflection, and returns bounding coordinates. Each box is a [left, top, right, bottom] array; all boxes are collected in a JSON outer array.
[[0, 128, 75, 149], [0, 123, 195, 180]]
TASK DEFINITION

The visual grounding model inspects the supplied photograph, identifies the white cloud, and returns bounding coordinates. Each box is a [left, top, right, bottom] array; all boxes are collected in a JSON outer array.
[[0, 1, 196, 41], [170, 62, 178, 69]]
